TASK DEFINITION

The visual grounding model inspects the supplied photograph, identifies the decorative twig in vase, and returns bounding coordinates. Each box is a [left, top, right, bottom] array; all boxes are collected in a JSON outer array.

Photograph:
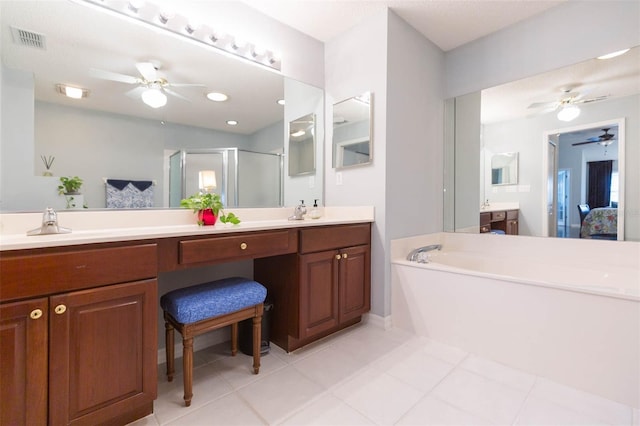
[[41, 155, 55, 176]]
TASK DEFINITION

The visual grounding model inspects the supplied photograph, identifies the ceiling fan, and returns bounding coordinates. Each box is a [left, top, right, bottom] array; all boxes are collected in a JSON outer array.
[[571, 128, 616, 147], [89, 61, 204, 108], [527, 88, 609, 121]]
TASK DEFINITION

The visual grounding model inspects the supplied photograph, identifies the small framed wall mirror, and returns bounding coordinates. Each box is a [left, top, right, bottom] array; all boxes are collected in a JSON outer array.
[[288, 113, 316, 176], [491, 152, 519, 185], [333, 92, 373, 169]]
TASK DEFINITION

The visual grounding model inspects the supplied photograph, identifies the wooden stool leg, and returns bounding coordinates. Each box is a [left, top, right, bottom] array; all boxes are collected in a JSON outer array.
[[182, 337, 194, 407], [252, 315, 262, 374], [165, 321, 175, 382], [231, 323, 238, 356]]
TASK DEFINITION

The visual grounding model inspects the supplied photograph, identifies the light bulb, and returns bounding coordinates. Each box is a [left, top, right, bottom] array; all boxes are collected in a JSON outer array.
[[141, 88, 167, 108]]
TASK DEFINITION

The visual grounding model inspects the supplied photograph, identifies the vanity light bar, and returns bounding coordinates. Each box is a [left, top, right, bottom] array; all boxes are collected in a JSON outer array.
[[75, 0, 282, 72]]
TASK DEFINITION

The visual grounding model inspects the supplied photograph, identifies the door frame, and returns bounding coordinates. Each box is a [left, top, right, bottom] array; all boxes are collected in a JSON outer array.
[[541, 117, 625, 240]]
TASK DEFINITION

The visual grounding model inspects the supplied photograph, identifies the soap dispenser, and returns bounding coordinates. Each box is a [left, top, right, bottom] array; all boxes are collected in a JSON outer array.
[[310, 199, 321, 219]]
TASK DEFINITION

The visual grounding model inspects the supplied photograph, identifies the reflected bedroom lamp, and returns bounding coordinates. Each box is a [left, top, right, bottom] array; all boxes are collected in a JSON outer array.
[[198, 170, 217, 193]]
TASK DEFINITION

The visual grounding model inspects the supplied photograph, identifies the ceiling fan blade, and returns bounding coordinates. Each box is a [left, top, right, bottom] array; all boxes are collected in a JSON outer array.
[[89, 68, 139, 84], [163, 88, 190, 102], [574, 95, 609, 104], [572, 140, 599, 146], [527, 101, 558, 109], [124, 86, 146, 99], [167, 83, 206, 88], [136, 62, 157, 81]]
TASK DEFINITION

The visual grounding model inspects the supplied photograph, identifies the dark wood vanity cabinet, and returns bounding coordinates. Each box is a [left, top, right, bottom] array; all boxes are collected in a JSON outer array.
[[0, 242, 158, 426], [479, 210, 518, 235], [255, 223, 371, 352]]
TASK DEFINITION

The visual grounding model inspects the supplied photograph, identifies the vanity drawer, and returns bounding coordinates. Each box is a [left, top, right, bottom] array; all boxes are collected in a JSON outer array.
[[299, 223, 371, 254], [507, 210, 518, 220], [480, 212, 491, 226], [179, 230, 297, 265], [0, 243, 158, 302], [491, 211, 506, 222]]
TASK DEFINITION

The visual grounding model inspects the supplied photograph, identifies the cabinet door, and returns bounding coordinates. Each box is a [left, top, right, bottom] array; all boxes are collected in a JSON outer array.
[[339, 245, 371, 323], [299, 251, 339, 338], [0, 298, 48, 425], [506, 220, 519, 235], [49, 279, 157, 426]]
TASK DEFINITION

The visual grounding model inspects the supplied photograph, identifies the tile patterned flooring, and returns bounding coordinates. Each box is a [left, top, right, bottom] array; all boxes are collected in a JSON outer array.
[[131, 322, 638, 425]]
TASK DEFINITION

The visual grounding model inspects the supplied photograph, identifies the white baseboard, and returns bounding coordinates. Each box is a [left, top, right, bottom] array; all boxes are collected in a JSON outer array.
[[363, 312, 392, 330]]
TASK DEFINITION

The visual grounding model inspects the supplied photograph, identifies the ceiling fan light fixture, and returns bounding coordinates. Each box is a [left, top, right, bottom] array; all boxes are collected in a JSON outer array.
[[141, 88, 167, 108], [226, 120, 238, 126], [291, 130, 306, 138], [557, 105, 580, 122]]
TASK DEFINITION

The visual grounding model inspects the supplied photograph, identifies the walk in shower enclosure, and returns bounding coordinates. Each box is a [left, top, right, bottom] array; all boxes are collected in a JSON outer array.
[[169, 148, 283, 208]]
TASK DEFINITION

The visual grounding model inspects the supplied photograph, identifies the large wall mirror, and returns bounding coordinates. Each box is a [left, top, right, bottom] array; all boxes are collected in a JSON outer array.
[[0, 1, 323, 212], [332, 92, 373, 169], [444, 45, 639, 242]]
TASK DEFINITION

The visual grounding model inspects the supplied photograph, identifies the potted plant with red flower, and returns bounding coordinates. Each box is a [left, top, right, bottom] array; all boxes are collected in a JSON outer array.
[[180, 192, 240, 226]]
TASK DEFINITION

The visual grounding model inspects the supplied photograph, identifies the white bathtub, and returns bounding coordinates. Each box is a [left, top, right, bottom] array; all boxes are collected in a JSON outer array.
[[391, 232, 640, 409]]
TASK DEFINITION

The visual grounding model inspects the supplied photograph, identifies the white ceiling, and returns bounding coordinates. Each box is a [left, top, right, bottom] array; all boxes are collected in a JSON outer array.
[[240, 0, 566, 51]]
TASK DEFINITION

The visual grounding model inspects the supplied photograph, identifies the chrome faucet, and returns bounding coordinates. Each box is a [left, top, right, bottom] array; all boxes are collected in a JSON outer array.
[[27, 207, 72, 236], [407, 244, 442, 263], [481, 199, 490, 209], [288, 200, 307, 221]]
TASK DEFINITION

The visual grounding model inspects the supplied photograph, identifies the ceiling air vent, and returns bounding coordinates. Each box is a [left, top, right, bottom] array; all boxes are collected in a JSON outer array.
[[10, 27, 46, 50]]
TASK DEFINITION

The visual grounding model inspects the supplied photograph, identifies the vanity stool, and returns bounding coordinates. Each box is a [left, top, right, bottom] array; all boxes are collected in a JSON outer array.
[[160, 277, 267, 407]]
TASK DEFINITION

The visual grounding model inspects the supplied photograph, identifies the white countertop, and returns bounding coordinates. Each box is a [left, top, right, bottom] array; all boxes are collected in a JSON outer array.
[[479, 202, 520, 213], [0, 206, 374, 251]]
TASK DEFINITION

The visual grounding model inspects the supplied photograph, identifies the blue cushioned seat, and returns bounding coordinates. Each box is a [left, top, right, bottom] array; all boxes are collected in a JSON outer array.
[[161, 277, 267, 324]]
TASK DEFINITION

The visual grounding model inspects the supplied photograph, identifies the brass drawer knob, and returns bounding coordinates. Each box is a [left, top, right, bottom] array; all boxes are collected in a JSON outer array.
[[54, 304, 67, 315], [342, 253, 348, 259], [240, 242, 247, 250], [335, 254, 341, 260], [30, 309, 43, 320]]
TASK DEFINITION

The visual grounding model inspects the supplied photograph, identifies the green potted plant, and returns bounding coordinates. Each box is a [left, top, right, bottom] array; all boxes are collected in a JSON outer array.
[[58, 176, 85, 209], [180, 192, 241, 226]]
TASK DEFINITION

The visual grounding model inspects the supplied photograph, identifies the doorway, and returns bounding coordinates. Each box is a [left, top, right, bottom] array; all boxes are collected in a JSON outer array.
[[556, 169, 571, 237], [542, 118, 625, 240]]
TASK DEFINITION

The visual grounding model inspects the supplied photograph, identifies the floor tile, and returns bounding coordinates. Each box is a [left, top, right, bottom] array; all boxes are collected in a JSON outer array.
[[237, 365, 326, 425], [153, 363, 233, 425], [278, 393, 374, 426], [431, 368, 528, 425], [514, 395, 608, 425], [332, 367, 424, 425], [210, 351, 288, 390], [530, 378, 634, 425], [165, 393, 266, 425], [459, 354, 537, 393], [292, 344, 364, 389], [373, 344, 456, 393], [397, 395, 494, 425], [127, 414, 159, 426], [410, 336, 469, 365]]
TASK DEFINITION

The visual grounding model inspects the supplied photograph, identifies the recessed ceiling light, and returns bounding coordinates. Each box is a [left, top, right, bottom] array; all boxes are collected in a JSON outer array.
[[226, 120, 238, 126], [277, 99, 285, 106], [206, 92, 228, 102], [597, 49, 630, 60], [56, 84, 89, 99]]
